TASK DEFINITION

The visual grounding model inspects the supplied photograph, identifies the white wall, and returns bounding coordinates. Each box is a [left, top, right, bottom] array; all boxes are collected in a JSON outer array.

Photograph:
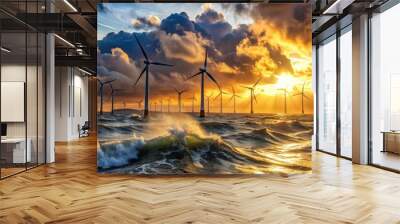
[[55, 67, 89, 141]]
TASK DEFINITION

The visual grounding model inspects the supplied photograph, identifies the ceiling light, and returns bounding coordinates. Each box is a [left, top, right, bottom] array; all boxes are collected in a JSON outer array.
[[323, 0, 355, 15], [63, 0, 78, 12], [54, 34, 75, 48], [1, 47, 11, 53], [78, 67, 93, 76]]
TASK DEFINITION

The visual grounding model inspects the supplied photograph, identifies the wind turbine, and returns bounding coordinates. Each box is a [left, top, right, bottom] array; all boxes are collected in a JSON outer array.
[[174, 88, 186, 113], [214, 89, 229, 114], [242, 77, 262, 114], [278, 88, 288, 114], [133, 34, 173, 118], [206, 93, 213, 114], [229, 86, 241, 113], [167, 98, 171, 112], [293, 81, 310, 114], [123, 101, 127, 110], [135, 99, 143, 110], [97, 78, 115, 115], [159, 99, 163, 112], [188, 94, 197, 113], [186, 47, 220, 117], [107, 81, 120, 114]]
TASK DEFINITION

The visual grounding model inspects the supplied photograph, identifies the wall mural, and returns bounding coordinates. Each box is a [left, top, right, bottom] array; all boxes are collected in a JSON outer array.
[[97, 3, 313, 175]]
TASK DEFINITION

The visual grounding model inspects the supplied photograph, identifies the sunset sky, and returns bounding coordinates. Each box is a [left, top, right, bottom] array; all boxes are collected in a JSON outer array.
[[97, 3, 313, 114]]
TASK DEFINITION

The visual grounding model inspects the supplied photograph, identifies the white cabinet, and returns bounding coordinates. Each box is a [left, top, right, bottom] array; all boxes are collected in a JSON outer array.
[[1, 138, 31, 163]]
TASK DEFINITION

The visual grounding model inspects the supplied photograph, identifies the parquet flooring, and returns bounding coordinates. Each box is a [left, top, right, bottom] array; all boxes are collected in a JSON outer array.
[[1, 136, 400, 224]]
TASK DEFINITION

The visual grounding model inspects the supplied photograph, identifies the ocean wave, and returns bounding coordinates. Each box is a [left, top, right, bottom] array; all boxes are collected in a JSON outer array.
[[99, 127, 310, 174], [201, 121, 236, 133], [97, 111, 313, 175], [98, 137, 144, 169]]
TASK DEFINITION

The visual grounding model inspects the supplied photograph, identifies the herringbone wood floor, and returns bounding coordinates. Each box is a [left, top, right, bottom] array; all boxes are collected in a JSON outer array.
[[1, 136, 400, 224]]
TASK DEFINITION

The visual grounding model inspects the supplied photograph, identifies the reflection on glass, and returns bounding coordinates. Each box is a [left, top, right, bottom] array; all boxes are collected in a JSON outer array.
[[27, 32, 38, 168], [318, 37, 337, 154], [1, 31, 27, 177], [38, 33, 46, 165], [340, 29, 352, 158], [0, 1, 47, 178], [371, 3, 400, 171]]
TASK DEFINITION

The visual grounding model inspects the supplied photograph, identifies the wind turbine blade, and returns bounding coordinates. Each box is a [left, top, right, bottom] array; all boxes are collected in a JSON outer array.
[[214, 92, 222, 100], [205, 71, 220, 90], [232, 86, 235, 95], [304, 94, 311, 100], [253, 77, 262, 88], [150, 62, 174, 67], [104, 79, 116, 84], [186, 71, 202, 80], [108, 83, 114, 90], [229, 95, 234, 102], [134, 34, 149, 61], [134, 67, 146, 86], [241, 85, 252, 90], [292, 93, 301, 96], [253, 94, 258, 103], [204, 48, 208, 69]]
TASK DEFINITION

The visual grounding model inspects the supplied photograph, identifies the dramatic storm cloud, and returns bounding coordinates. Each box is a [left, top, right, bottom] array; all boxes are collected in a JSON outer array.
[[98, 3, 312, 114]]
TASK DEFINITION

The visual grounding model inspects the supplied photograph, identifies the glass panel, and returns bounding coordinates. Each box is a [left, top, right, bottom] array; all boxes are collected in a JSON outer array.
[[38, 32, 45, 165], [318, 36, 337, 154], [27, 31, 38, 169], [340, 29, 352, 158], [371, 4, 400, 171], [1, 30, 27, 177]]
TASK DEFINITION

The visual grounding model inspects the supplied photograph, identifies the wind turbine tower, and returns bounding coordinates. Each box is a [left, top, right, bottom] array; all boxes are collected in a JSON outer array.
[[206, 93, 213, 114], [189, 94, 197, 113], [136, 99, 143, 110], [278, 88, 288, 114]]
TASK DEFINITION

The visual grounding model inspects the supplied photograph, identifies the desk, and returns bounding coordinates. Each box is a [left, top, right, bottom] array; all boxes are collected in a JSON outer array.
[[1, 138, 31, 163], [382, 131, 400, 155]]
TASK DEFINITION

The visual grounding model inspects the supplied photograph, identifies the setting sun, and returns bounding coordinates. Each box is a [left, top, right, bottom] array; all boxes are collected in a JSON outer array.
[[274, 74, 301, 91]]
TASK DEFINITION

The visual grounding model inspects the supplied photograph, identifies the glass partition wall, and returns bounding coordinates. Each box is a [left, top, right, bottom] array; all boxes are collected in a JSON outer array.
[[0, 1, 46, 179], [317, 35, 337, 155], [316, 26, 353, 159], [339, 27, 352, 159], [370, 3, 400, 171]]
